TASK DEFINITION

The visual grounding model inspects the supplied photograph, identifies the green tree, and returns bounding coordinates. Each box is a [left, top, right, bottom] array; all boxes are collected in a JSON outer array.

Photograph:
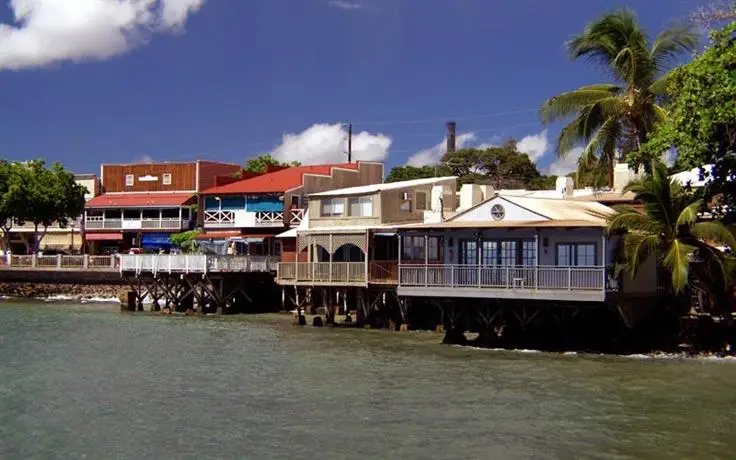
[[607, 161, 736, 307], [442, 142, 556, 189], [243, 154, 300, 174], [541, 9, 698, 187], [170, 229, 202, 253], [385, 165, 450, 183], [635, 21, 736, 221], [0, 162, 28, 250]]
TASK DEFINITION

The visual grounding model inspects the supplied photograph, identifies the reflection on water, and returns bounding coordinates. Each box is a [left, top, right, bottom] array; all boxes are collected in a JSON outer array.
[[0, 302, 735, 459]]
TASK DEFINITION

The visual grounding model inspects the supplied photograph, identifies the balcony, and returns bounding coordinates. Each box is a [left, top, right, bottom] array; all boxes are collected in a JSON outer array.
[[276, 261, 399, 285], [85, 217, 187, 231], [397, 264, 608, 302], [203, 208, 307, 229], [119, 254, 278, 274]]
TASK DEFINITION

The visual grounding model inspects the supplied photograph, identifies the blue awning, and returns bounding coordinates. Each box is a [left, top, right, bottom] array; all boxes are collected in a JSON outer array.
[[141, 233, 172, 247]]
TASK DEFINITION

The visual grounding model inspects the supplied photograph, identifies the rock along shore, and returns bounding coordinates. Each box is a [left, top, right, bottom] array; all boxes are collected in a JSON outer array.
[[0, 282, 127, 302]]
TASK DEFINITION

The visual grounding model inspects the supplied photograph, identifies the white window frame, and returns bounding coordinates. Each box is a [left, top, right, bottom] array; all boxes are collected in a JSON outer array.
[[125, 174, 134, 186], [348, 196, 373, 217], [163, 173, 172, 185], [320, 198, 345, 217]]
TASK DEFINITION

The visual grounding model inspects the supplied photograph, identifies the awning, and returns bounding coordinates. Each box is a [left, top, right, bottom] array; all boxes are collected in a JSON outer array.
[[276, 228, 297, 238], [86, 193, 194, 208], [85, 232, 123, 241], [374, 232, 397, 237], [39, 233, 76, 248], [141, 233, 172, 247]]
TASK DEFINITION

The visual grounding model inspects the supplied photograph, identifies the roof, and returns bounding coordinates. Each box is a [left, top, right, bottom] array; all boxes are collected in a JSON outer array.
[[569, 191, 636, 203], [74, 173, 97, 180], [195, 231, 274, 240], [86, 193, 194, 208], [670, 165, 713, 188], [310, 176, 457, 197], [450, 194, 615, 224], [201, 164, 359, 195], [399, 219, 608, 230]]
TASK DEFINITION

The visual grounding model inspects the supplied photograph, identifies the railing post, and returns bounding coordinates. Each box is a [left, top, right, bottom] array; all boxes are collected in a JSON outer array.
[[56, 254, 62, 268], [424, 264, 428, 287], [505, 266, 510, 289], [83, 255, 89, 269], [32, 254, 37, 268], [450, 265, 454, 287], [568, 266, 572, 291], [111, 255, 116, 269], [478, 264, 482, 288]]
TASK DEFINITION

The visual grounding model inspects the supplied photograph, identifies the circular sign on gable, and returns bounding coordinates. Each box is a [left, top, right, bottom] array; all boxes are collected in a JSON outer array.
[[491, 204, 505, 221]]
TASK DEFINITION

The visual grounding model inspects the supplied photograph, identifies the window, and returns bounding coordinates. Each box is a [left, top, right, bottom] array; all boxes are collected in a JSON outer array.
[[320, 198, 344, 217], [400, 192, 413, 212], [499, 240, 517, 266], [125, 174, 134, 186], [557, 243, 596, 266], [471, 238, 535, 266], [348, 196, 373, 217], [522, 240, 536, 266], [460, 240, 478, 265], [402, 235, 441, 261], [415, 192, 427, 211], [481, 240, 497, 265], [163, 173, 172, 185]]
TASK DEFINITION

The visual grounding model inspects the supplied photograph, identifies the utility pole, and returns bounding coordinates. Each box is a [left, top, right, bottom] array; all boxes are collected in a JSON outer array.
[[347, 122, 353, 163]]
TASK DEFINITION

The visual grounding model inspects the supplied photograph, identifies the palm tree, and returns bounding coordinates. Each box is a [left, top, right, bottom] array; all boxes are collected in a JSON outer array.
[[541, 9, 698, 187], [607, 161, 736, 308]]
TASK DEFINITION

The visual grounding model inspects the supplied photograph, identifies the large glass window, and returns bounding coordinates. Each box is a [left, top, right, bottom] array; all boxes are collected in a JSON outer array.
[[320, 198, 344, 217], [402, 235, 441, 261], [557, 243, 597, 266], [481, 240, 497, 265], [348, 196, 373, 217], [460, 240, 478, 265], [522, 240, 536, 266], [499, 240, 517, 266]]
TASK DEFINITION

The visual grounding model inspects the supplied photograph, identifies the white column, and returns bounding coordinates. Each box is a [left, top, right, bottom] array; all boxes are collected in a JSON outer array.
[[601, 230, 607, 290], [424, 234, 429, 286], [535, 230, 539, 289], [397, 234, 402, 285]]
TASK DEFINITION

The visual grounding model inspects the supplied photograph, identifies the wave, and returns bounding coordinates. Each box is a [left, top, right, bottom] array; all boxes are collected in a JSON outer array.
[[457, 345, 736, 362]]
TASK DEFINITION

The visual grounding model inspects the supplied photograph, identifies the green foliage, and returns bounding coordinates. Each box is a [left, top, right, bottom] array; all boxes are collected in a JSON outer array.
[[542, 9, 698, 186], [243, 154, 300, 174], [0, 160, 85, 252], [385, 165, 450, 183], [607, 161, 735, 305], [170, 229, 202, 253], [386, 142, 556, 190], [635, 21, 736, 220], [442, 142, 556, 190]]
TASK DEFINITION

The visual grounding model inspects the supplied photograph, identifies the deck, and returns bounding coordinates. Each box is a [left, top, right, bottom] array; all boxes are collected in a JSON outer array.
[[397, 264, 608, 302], [0, 255, 118, 271], [276, 261, 398, 286]]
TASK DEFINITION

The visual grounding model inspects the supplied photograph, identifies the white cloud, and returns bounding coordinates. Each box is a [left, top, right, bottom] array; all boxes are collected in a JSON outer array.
[[134, 155, 155, 163], [328, 1, 365, 10], [271, 123, 391, 165], [0, 0, 205, 70], [546, 147, 584, 176], [516, 129, 549, 162], [406, 133, 477, 167]]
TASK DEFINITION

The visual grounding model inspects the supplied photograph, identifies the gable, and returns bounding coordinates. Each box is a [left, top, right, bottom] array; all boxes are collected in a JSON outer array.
[[450, 196, 548, 222]]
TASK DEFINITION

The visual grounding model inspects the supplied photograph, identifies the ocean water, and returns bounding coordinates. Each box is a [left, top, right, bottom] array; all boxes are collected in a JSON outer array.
[[0, 301, 735, 459]]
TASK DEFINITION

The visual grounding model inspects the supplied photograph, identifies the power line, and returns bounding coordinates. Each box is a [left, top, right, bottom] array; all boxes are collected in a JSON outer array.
[[351, 108, 539, 126]]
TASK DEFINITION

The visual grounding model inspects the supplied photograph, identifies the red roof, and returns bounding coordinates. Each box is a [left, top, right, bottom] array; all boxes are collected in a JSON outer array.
[[86, 193, 195, 208], [201, 164, 359, 195]]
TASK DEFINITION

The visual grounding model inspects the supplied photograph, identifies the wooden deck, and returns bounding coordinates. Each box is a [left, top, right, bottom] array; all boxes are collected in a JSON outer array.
[[276, 261, 399, 286]]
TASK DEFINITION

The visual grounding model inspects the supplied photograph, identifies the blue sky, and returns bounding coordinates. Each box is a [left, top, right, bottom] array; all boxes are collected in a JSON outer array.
[[0, 0, 698, 176]]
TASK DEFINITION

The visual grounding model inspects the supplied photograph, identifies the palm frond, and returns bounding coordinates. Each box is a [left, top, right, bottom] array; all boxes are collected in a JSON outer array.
[[540, 86, 622, 123], [690, 221, 736, 249], [662, 240, 696, 293], [650, 26, 699, 73], [607, 206, 663, 234], [675, 200, 703, 227], [622, 231, 661, 279]]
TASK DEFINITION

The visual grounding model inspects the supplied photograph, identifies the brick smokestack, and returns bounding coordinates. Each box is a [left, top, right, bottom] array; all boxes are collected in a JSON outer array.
[[446, 121, 457, 153]]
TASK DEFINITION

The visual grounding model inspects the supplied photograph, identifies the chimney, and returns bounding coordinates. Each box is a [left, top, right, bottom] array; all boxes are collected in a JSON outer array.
[[446, 121, 456, 153]]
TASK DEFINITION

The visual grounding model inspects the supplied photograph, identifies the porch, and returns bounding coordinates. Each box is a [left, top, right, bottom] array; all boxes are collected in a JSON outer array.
[[85, 207, 191, 231], [276, 260, 399, 286], [397, 264, 608, 302]]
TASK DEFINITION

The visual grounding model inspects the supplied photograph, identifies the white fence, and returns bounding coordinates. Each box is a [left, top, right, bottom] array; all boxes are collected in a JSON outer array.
[[277, 262, 367, 283], [398, 264, 606, 291], [2, 255, 118, 270], [119, 254, 278, 275]]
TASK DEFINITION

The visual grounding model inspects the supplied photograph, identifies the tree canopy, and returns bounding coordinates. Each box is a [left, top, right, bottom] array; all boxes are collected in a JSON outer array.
[[243, 154, 301, 174], [635, 21, 736, 220], [0, 160, 86, 252], [386, 142, 556, 190], [541, 9, 698, 186]]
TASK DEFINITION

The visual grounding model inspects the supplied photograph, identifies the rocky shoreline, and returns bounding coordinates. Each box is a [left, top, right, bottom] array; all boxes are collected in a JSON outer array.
[[0, 282, 127, 302]]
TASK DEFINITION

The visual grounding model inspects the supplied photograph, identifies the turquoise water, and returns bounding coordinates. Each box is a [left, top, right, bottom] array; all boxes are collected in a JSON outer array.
[[0, 302, 735, 459]]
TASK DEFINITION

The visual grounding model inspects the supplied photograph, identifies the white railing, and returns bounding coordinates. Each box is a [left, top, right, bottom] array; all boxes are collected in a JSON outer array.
[[85, 218, 186, 230], [203, 210, 235, 228], [2, 255, 119, 270], [288, 208, 306, 227], [118, 254, 278, 275], [398, 264, 606, 291], [255, 211, 284, 227], [277, 262, 367, 283]]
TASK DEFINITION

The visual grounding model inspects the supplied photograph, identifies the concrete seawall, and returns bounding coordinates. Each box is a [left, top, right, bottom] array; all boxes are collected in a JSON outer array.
[[0, 270, 126, 300]]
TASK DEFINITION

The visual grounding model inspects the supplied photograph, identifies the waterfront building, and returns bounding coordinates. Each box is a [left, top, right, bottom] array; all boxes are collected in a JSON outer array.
[[84, 160, 241, 253], [7, 173, 101, 254], [197, 161, 384, 256]]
